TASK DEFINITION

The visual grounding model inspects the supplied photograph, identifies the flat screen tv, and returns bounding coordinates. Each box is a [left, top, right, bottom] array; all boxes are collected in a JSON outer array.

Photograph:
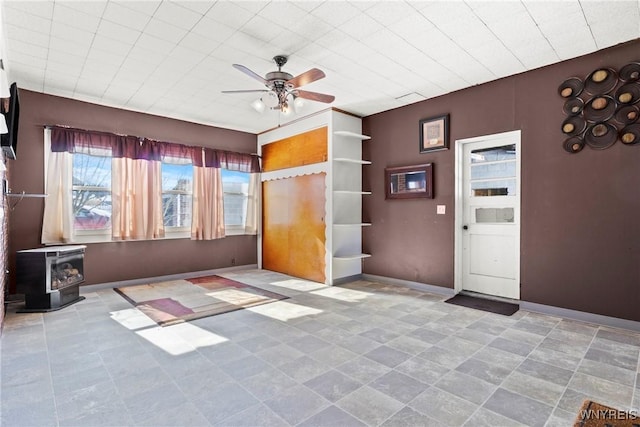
[[1, 82, 20, 160]]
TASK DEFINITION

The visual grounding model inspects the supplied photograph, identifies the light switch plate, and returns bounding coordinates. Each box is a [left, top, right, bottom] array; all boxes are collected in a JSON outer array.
[[437, 205, 446, 215]]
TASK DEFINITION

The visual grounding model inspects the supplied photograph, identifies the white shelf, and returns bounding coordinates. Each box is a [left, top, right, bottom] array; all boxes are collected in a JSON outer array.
[[334, 158, 372, 165], [333, 223, 372, 227], [333, 254, 372, 260], [333, 131, 371, 140], [334, 190, 372, 195]]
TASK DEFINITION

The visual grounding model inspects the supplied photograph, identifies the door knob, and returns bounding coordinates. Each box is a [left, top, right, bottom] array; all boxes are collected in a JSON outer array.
[[463, 225, 468, 230]]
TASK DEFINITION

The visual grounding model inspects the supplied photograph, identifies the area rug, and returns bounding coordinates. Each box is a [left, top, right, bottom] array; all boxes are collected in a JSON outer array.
[[444, 293, 519, 316], [574, 399, 639, 426], [114, 275, 288, 326]]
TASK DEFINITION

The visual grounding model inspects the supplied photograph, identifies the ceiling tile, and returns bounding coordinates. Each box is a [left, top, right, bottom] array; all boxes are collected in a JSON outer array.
[[97, 20, 142, 45], [1, 6, 52, 35], [52, 3, 100, 33], [5, 23, 50, 48], [205, 2, 255, 28], [240, 15, 283, 42], [102, 2, 150, 32], [135, 33, 177, 55], [143, 17, 188, 44], [60, 1, 107, 18], [3, 1, 53, 19], [170, 1, 214, 15], [258, 2, 308, 25], [341, 13, 387, 41], [152, 1, 203, 30], [191, 16, 235, 44], [365, 2, 419, 27], [311, 1, 362, 27]]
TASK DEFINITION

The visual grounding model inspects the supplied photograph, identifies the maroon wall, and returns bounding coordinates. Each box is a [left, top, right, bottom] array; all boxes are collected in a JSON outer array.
[[363, 39, 640, 322], [8, 91, 257, 288]]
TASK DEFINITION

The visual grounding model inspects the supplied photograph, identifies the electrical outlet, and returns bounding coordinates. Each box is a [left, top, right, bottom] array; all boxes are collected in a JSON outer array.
[[437, 205, 446, 215]]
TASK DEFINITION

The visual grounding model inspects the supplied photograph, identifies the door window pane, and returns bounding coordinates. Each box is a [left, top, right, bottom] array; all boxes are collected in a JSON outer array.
[[470, 144, 517, 196], [475, 207, 515, 223]]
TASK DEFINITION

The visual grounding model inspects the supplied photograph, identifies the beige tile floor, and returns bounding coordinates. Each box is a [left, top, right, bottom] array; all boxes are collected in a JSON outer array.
[[1, 269, 639, 426]]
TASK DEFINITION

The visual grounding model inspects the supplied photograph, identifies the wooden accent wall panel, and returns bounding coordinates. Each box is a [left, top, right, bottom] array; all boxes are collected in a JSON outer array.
[[262, 127, 328, 172], [263, 173, 326, 283]]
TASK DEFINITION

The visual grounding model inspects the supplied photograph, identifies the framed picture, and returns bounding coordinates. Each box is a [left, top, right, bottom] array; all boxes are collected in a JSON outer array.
[[419, 114, 449, 153], [385, 163, 434, 199]]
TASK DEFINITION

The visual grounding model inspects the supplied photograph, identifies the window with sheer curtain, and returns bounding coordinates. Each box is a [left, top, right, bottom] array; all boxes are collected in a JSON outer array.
[[41, 127, 260, 245]]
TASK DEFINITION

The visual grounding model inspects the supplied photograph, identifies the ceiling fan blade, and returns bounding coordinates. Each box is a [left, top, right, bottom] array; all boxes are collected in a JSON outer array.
[[232, 64, 267, 85], [295, 90, 335, 103], [287, 68, 325, 88], [221, 89, 269, 94]]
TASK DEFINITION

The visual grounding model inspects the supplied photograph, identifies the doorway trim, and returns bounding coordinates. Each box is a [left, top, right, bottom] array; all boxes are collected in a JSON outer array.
[[454, 130, 521, 297]]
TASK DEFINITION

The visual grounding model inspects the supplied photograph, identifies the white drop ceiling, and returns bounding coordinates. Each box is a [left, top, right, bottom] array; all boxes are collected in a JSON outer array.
[[1, 1, 639, 134]]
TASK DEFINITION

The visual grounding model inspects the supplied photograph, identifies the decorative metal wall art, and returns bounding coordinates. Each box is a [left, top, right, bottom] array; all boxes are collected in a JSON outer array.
[[559, 61, 640, 153]]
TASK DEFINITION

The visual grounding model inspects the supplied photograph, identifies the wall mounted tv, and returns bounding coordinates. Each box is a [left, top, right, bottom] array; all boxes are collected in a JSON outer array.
[[1, 82, 20, 160]]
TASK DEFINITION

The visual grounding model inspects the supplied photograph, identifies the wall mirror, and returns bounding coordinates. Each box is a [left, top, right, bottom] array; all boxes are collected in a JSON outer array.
[[385, 163, 433, 199]]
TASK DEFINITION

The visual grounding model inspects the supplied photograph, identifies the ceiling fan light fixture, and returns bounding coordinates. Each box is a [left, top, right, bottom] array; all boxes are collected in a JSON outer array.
[[293, 96, 305, 110], [281, 100, 293, 116], [251, 98, 266, 113]]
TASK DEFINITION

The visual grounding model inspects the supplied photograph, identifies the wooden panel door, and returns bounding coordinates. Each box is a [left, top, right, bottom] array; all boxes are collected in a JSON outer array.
[[288, 173, 326, 283], [262, 173, 326, 283], [262, 179, 290, 275]]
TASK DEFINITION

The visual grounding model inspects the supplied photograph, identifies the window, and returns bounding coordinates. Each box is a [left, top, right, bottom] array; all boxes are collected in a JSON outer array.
[[162, 159, 193, 230], [72, 152, 112, 233], [43, 127, 259, 244], [221, 169, 250, 231]]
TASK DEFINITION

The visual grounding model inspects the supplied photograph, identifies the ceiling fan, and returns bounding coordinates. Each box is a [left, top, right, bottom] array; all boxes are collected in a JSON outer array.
[[222, 55, 335, 114]]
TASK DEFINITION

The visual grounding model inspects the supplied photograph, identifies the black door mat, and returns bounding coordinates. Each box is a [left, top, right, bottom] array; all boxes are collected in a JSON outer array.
[[445, 294, 519, 316]]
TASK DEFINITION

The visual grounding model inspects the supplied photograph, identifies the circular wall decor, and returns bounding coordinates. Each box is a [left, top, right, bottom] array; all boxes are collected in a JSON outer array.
[[619, 62, 640, 82], [584, 68, 617, 94], [614, 83, 640, 105], [558, 77, 584, 98], [584, 122, 617, 149], [563, 97, 584, 116], [614, 104, 639, 125], [583, 95, 616, 122], [561, 116, 586, 136], [563, 136, 585, 153], [619, 123, 640, 145]]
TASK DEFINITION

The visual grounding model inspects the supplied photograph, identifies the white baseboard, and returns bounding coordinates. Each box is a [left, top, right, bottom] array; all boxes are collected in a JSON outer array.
[[81, 264, 258, 292]]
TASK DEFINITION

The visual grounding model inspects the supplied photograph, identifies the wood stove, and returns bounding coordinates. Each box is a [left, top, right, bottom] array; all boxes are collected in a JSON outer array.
[[16, 245, 86, 311]]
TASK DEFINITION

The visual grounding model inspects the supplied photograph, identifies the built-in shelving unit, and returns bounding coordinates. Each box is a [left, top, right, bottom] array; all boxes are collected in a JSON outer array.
[[331, 114, 372, 283], [333, 254, 372, 260], [334, 158, 372, 165], [333, 131, 371, 140], [258, 110, 372, 286]]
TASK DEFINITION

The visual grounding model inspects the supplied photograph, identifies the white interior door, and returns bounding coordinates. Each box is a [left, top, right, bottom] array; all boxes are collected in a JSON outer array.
[[459, 132, 521, 299]]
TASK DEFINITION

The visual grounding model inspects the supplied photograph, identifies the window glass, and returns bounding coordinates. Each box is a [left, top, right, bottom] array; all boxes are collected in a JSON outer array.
[[221, 169, 250, 227], [470, 144, 517, 196], [162, 161, 193, 228], [72, 153, 112, 231]]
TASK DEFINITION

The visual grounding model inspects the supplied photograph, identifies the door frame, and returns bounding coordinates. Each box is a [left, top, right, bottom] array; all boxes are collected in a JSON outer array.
[[454, 130, 521, 297]]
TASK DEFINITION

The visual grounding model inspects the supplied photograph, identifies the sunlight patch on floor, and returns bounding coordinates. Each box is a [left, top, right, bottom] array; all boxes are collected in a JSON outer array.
[[205, 288, 266, 304], [310, 287, 373, 302], [268, 279, 327, 292], [247, 300, 323, 321], [110, 307, 228, 355], [136, 323, 228, 356], [110, 308, 157, 330]]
